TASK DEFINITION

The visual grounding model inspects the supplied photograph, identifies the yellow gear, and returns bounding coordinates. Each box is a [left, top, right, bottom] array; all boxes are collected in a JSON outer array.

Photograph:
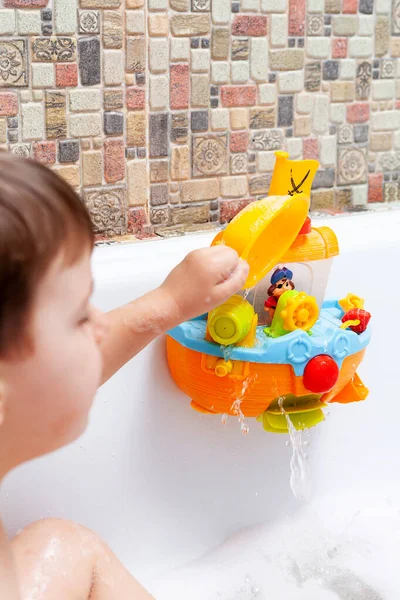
[[280, 292, 319, 332]]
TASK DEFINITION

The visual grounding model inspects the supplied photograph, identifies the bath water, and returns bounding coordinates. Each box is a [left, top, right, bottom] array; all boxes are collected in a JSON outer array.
[[229, 374, 258, 435], [242, 288, 253, 301], [279, 397, 311, 501], [153, 388, 399, 598], [222, 344, 234, 362], [151, 495, 400, 599]]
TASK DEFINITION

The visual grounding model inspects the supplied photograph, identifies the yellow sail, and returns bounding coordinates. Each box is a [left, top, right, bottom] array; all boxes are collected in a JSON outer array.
[[268, 151, 319, 198]]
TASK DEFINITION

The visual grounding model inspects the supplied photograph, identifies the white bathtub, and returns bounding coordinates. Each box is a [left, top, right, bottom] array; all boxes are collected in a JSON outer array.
[[2, 209, 400, 597]]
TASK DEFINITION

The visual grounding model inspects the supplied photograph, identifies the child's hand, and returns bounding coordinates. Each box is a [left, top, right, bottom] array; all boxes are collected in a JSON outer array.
[[161, 246, 249, 323], [100, 246, 248, 382]]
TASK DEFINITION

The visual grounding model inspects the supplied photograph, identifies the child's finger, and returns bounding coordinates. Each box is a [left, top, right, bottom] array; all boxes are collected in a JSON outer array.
[[204, 246, 241, 282], [214, 259, 249, 302]]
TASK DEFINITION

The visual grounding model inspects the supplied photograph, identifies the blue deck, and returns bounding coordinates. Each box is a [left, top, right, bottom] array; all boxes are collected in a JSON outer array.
[[167, 300, 371, 377]]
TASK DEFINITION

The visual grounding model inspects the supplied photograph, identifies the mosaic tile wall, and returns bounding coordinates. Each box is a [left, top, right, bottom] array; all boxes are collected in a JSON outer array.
[[0, 0, 400, 238]]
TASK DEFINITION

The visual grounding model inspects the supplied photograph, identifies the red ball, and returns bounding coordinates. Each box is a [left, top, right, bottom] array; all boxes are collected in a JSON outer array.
[[303, 355, 339, 393]]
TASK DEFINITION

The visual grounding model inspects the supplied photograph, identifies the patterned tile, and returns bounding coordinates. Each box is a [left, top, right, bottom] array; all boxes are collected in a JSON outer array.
[[381, 59, 396, 78], [84, 187, 127, 236], [376, 152, 400, 172], [338, 124, 354, 144], [78, 11, 100, 34], [11, 143, 30, 157], [356, 61, 372, 100], [250, 129, 284, 151], [192, 134, 228, 177], [384, 181, 399, 202], [31, 37, 77, 62], [307, 15, 324, 36], [0, 0, 397, 238], [230, 153, 248, 174], [338, 147, 368, 184], [0, 39, 28, 87], [393, 0, 400, 34], [191, 0, 211, 10]]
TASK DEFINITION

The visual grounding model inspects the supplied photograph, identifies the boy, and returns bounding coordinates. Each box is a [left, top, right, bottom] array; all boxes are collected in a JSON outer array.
[[0, 152, 249, 599]]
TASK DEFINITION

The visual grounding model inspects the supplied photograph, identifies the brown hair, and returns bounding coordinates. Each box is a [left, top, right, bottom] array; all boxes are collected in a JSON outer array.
[[0, 151, 94, 356]]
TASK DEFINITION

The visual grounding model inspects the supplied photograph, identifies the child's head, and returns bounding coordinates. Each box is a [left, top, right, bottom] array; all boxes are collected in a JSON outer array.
[[0, 152, 106, 474]]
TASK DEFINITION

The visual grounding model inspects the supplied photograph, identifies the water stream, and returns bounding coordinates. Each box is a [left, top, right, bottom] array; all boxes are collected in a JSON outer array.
[[279, 397, 311, 501]]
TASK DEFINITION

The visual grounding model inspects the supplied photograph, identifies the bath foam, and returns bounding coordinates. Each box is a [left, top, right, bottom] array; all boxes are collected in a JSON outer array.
[[150, 494, 400, 600]]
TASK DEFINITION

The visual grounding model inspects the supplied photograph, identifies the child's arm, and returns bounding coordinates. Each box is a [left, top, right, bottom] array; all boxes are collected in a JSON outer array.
[[100, 246, 249, 384]]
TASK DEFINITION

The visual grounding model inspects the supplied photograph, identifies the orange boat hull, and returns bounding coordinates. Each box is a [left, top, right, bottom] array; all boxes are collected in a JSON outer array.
[[167, 336, 366, 417]]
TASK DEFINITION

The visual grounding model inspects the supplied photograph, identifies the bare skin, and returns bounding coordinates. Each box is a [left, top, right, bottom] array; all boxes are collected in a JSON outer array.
[[0, 245, 249, 599], [0, 523, 19, 600], [100, 246, 249, 383], [12, 520, 152, 600]]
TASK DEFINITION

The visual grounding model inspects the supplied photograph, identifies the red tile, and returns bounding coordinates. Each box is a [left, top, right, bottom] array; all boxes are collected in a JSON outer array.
[[0, 92, 18, 117], [232, 16, 268, 36], [289, 0, 306, 36], [104, 139, 125, 183], [55, 64, 78, 87], [342, 0, 357, 12], [230, 131, 249, 153], [368, 173, 383, 203], [332, 38, 347, 59], [136, 226, 157, 240], [347, 103, 370, 123], [128, 207, 148, 234], [221, 86, 257, 107], [126, 87, 145, 111], [33, 141, 56, 165], [170, 64, 189, 110], [396, 101, 400, 110], [4, 0, 47, 6], [220, 199, 253, 224], [303, 138, 319, 160]]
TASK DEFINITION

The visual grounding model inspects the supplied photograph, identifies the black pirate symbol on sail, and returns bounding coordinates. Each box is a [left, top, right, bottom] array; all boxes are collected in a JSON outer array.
[[288, 169, 310, 196]]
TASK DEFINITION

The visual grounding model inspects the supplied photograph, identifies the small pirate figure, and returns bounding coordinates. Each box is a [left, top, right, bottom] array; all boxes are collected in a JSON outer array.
[[264, 267, 295, 321]]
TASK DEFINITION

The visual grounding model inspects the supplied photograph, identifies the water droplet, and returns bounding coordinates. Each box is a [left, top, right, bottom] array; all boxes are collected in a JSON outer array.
[[221, 413, 229, 426], [241, 423, 250, 435]]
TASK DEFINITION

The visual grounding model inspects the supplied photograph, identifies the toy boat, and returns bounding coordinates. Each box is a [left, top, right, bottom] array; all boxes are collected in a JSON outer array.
[[167, 151, 371, 434]]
